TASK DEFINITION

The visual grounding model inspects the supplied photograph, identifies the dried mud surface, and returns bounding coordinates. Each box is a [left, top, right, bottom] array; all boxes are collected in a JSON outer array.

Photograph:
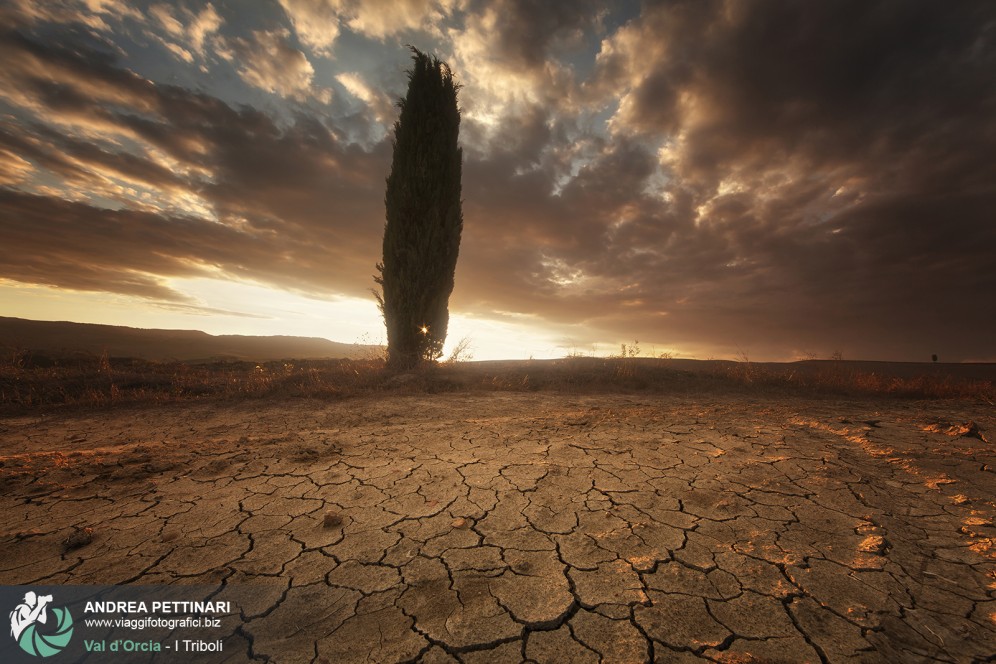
[[1, 392, 994, 663]]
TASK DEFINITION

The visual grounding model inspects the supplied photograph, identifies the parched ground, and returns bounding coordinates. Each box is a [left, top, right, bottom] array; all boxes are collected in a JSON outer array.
[[1, 391, 994, 663]]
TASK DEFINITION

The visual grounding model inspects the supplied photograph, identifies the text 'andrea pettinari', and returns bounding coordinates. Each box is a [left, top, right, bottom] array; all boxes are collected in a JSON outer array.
[[83, 600, 231, 614]]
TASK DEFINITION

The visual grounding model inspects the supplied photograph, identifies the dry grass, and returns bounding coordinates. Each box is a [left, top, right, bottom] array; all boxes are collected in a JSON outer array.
[[444, 357, 994, 402], [0, 351, 388, 413], [707, 358, 994, 402], [0, 350, 992, 415]]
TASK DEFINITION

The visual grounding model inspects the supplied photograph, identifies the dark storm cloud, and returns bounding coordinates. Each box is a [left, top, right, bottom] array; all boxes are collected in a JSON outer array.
[[1, 1, 994, 360], [0, 190, 241, 302], [482, 0, 996, 360], [476, 0, 602, 68], [664, 1, 995, 188]]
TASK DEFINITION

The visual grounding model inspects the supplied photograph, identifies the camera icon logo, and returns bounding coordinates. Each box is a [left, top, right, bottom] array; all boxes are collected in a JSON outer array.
[[9, 591, 74, 657]]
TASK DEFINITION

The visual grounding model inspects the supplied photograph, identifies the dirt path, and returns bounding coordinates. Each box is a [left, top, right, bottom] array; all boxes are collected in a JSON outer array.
[[1, 392, 994, 662]]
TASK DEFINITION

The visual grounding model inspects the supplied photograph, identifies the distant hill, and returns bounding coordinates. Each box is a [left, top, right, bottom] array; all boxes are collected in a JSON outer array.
[[0, 317, 380, 362]]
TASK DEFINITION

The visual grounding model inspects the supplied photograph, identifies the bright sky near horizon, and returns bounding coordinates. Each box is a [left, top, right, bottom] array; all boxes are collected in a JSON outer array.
[[1, 1, 994, 362]]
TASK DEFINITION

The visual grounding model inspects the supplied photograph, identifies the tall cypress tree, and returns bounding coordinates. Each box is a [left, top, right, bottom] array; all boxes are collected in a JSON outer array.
[[375, 47, 463, 370]]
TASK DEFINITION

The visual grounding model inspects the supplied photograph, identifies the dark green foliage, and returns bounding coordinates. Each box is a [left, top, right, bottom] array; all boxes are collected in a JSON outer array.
[[375, 46, 463, 370]]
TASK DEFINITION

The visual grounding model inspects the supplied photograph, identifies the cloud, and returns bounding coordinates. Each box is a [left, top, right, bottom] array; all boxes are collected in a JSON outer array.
[[188, 4, 222, 56], [149, 4, 184, 39], [145, 3, 222, 65], [0, 29, 158, 118], [0, 148, 35, 186], [444, 0, 609, 159], [335, 72, 395, 122], [220, 28, 317, 100], [0, 0, 141, 32], [279, 0, 460, 54], [277, 0, 341, 55], [341, 0, 459, 40], [473, 0, 600, 70]]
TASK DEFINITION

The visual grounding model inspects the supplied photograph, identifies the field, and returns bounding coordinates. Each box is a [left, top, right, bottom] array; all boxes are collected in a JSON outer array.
[[1, 358, 994, 662]]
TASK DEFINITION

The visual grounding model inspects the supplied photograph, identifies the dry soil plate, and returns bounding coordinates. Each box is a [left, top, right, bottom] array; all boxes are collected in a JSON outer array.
[[1, 392, 994, 663]]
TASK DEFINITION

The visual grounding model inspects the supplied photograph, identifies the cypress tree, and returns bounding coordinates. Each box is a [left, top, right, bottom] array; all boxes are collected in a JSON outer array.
[[375, 46, 463, 370]]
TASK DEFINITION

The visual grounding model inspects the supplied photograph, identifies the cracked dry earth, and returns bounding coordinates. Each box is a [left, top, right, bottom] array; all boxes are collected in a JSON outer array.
[[1, 391, 995, 663]]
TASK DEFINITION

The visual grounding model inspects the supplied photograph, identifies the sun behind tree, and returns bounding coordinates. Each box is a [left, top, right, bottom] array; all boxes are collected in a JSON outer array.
[[375, 46, 463, 371]]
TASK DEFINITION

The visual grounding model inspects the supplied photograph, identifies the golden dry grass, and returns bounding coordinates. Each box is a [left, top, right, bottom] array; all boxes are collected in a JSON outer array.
[[1, 350, 992, 415]]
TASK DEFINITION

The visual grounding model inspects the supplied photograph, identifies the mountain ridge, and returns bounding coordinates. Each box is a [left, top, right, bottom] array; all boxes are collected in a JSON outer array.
[[0, 316, 379, 362]]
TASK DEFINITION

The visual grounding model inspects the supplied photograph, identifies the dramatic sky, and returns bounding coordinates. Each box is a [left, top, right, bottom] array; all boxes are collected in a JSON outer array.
[[1, 0, 994, 361]]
